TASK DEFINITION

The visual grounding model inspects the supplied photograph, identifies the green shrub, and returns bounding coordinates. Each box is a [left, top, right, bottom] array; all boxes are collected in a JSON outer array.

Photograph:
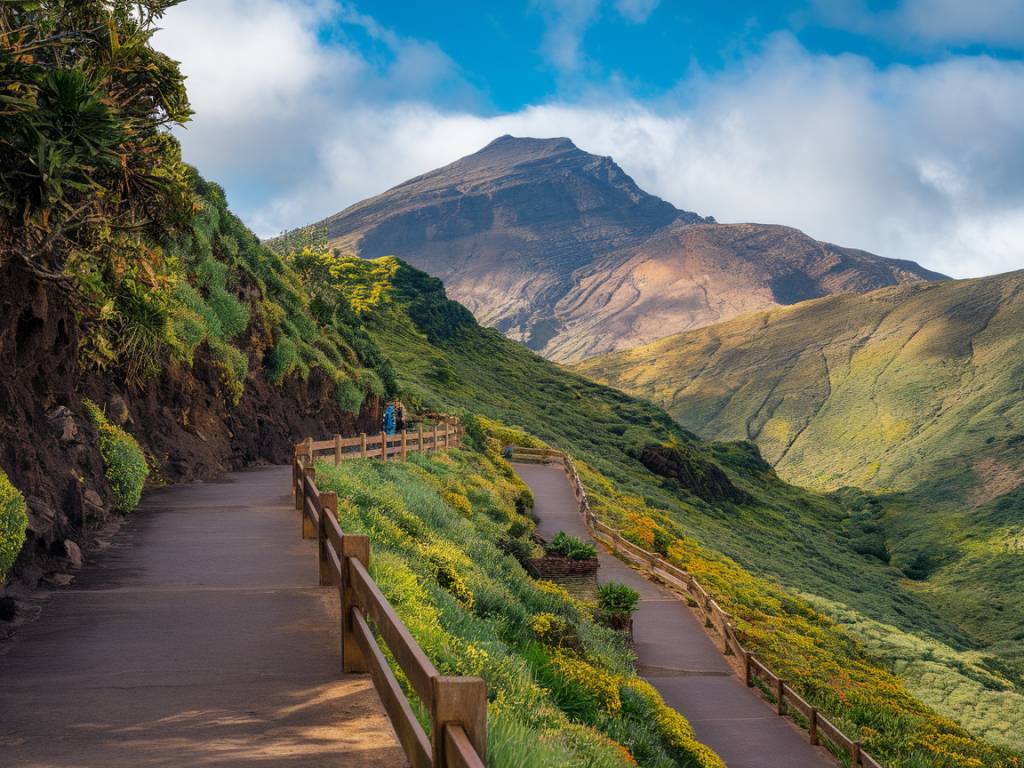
[[207, 287, 250, 340], [548, 531, 597, 560], [84, 400, 149, 513], [266, 335, 300, 384], [598, 583, 640, 617], [334, 376, 364, 414], [208, 338, 249, 405], [531, 612, 580, 649], [358, 368, 386, 398], [0, 470, 28, 579]]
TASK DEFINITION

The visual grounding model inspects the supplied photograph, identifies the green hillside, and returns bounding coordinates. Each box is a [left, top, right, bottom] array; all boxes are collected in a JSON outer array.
[[297, 251, 1022, 760], [577, 272, 1024, 714], [577, 272, 1024, 500]]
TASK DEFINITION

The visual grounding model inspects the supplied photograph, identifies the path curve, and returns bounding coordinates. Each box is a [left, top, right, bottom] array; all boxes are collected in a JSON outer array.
[[514, 461, 833, 768], [0, 466, 403, 768]]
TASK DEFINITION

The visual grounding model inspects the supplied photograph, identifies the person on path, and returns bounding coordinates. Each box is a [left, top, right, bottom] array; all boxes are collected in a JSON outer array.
[[383, 402, 396, 435], [395, 402, 406, 432]]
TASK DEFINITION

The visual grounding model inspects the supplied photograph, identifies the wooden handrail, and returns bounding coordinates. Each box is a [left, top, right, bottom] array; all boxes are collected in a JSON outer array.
[[509, 445, 882, 768], [292, 417, 486, 767], [297, 421, 463, 465]]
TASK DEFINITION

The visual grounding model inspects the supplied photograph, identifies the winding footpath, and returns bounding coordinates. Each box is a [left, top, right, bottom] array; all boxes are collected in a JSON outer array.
[[514, 461, 834, 768], [0, 466, 403, 768]]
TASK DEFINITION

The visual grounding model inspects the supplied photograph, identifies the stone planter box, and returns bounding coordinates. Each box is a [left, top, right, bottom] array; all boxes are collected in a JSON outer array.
[[525, 554, 599, 580]]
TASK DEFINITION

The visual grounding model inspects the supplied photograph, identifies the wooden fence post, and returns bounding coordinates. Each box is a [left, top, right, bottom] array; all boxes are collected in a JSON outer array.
[[381, 432, 388, 462], [432, 676, 487, 766], [302, 467, 316, 540], [401, 429, 408, 460], [775, 677, 785, 715], [319, 492, 337, 587], [360, 432, 367, 458], [809, 708, 819, 745], [851, 741, 862, 766], [305, 437, 313, 464], [334, 434, 342, 465], [293, 457, 303, 511], [433, 422, 439, 452], [418, 424, 424, 452], [744, 653, 753, 687], [341, 534, 370, 673]]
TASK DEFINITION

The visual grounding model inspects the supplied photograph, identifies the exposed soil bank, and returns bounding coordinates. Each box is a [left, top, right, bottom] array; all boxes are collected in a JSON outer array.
[[0, 262, 380, 590]]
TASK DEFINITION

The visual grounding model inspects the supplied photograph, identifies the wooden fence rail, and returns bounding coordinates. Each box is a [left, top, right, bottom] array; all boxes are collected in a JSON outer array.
[[293, 421, 486, 768], [508, 446, 882, 768]]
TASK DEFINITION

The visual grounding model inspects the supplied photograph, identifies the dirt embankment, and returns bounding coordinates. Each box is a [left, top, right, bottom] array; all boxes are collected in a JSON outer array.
[[0, 262, 380, 588]]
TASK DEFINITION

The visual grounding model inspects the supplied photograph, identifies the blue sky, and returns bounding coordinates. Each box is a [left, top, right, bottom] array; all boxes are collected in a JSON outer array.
[[336, 1, 1022, 112], [155, 1, 1024, 278]]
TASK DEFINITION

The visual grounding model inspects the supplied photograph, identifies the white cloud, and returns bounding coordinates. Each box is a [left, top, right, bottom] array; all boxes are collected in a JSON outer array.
[[532, 0, 602, 73], [156, 5, 1024, 280], [814, 0, 1024, 49], [614, 0, 660, 24]]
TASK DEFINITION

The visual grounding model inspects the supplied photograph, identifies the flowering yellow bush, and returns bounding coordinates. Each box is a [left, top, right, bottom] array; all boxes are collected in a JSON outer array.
[[550, 650, 622, 717], [568, 457, 1022, 767]]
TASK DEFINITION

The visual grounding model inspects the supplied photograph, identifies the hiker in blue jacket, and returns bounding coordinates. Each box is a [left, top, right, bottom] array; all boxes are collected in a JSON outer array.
[[383, 402, 396, 435]]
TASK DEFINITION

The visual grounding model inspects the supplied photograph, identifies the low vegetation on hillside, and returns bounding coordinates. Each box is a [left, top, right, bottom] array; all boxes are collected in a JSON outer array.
[[314, 439, 723, 768], [0, 471, 28, 580], [84, 400, 149, 513], [576, 274, 1024, 716]]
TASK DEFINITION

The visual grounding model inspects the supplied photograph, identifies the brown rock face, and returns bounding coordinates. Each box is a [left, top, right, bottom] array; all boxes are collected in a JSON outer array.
[[314, 135, 945, 362]]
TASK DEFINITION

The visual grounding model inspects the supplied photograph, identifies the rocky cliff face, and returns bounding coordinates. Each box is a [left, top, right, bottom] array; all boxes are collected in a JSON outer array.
[[0, 261, 380, 588], [313, 135, 945, 362]]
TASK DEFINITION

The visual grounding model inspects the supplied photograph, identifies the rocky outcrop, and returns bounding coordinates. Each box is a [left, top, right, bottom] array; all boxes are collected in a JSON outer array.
[[311, 135, 945, 362], [639, 444, 749, 505]]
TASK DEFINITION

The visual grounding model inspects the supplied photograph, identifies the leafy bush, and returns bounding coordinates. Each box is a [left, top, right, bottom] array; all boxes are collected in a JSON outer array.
[[333, 377, 364, 414], [548, 531, 598, 560], [207, 287, 250, 340], [531, 612, 579, 649], [598, 583, 640, 617], [84, 400, 149, 513], [621, 678, 726, 768], [0, 470, 28, 579], [266, 335, 300, 384]]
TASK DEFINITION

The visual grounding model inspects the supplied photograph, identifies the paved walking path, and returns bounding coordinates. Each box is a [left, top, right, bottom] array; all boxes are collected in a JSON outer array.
[[514, 462, 833, 768], [0, 466, 403, 768]]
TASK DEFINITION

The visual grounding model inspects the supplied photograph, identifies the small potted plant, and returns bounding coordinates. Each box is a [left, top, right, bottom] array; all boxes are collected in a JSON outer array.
[[597, 582, 640, 640]]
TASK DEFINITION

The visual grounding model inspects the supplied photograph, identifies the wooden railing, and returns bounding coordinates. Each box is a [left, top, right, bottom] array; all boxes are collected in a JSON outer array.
[[509, 446, 884, 768], [298, 419, 463, 465], [293, 424, 486, 768]]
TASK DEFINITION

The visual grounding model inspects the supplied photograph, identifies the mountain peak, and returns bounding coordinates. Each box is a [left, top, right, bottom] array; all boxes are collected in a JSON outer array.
[[457, 135, 583, 170], [313, 136, 940, 362]]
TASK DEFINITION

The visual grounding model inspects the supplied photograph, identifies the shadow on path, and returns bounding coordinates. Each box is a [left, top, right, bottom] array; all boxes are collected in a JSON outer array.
[[0, 466, 403, 767]]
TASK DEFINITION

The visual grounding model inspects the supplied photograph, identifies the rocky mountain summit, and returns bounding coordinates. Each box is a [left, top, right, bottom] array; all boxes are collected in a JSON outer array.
[[314, 135, 945, 362]]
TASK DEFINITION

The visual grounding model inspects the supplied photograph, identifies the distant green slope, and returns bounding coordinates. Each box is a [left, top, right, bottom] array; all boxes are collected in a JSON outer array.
[[577, 271, 1024, 690], [577, 271, 1024, 499]]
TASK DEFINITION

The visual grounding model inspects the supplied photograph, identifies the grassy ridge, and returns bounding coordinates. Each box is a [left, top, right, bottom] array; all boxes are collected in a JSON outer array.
[[308, 254, 1021, 762], [575, 272, 1024, 499], [576, 272, 1024, 692]]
